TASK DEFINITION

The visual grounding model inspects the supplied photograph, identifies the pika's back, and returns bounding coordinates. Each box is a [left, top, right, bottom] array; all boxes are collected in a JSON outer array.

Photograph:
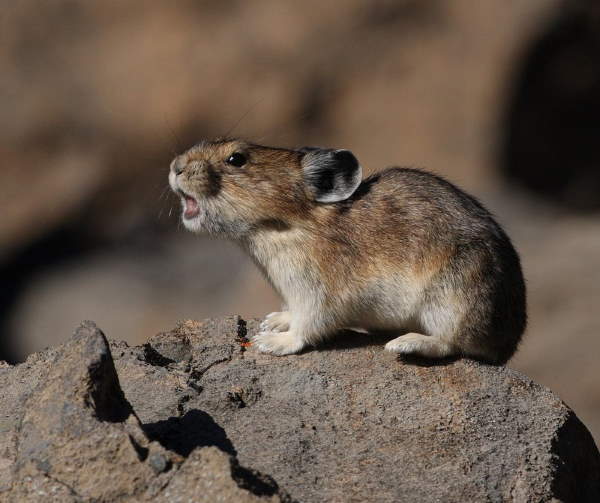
[[319, 167, 506, 258]]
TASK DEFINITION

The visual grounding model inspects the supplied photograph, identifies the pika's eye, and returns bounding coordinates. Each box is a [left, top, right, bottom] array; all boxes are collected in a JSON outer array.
[[226, 152, 246, 167]]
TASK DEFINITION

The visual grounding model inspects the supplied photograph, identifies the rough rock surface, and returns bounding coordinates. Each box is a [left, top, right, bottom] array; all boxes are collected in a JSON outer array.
[[1, 317, 599, 502], [0, 321, 290, 502]]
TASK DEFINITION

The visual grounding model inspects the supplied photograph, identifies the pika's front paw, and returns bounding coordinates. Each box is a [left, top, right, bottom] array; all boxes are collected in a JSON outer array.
[[259, 311, 291, 333], [251, 330, 305, 356]]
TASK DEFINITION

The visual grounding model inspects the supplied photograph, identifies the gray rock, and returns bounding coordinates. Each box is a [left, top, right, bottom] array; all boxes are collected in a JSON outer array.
[[0, 317, 598, 502], [0, 320, 290, 502], [130, 317, 600, 503]]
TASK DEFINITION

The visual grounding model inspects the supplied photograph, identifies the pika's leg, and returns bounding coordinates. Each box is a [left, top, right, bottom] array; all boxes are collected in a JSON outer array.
[[252, 310, 333, 356], [254, 312, 296, 354], [384, 333, 455, 358], [251, 330, 307, 355], [260, 311, 291, 332]]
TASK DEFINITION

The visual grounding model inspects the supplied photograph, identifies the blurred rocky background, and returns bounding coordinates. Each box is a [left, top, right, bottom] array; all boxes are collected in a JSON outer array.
[[1, 0, 599, 444]]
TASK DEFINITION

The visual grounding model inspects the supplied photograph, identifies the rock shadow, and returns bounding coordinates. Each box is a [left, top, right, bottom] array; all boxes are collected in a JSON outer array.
[[396, 353, 461, 367], [143, 409, 236, 458], [316, 329, 462, 367], [142, 408, 286, 498], [315, 329, 391, 351]]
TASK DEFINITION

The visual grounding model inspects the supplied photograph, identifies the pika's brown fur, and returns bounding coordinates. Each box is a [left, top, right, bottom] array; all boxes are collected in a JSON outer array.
[[169, 139, 526, 364]]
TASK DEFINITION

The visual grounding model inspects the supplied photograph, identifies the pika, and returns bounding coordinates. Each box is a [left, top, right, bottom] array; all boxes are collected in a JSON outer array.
[[169, 139, 526, 364]]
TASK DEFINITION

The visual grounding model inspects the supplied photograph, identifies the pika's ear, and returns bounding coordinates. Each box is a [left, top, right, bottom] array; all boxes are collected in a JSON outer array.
[[300, 148, 362, 203]]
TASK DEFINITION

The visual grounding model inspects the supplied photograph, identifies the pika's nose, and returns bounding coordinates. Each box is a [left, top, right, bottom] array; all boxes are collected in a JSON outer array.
[[170, 156, 185, 176]]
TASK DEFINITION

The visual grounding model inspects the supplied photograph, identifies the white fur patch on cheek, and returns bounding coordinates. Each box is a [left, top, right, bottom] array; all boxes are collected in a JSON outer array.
[[168, 171, 178, 191]]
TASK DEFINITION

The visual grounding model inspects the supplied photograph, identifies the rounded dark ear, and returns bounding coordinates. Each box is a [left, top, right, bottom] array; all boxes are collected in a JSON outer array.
[[300, 148, 362, 203]]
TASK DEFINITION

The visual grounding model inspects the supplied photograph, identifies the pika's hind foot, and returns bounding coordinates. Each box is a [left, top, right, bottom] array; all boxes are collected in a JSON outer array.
[[260, 311, 291, 333], [252, 330, 305, 355], [384, 333, 454, 359]]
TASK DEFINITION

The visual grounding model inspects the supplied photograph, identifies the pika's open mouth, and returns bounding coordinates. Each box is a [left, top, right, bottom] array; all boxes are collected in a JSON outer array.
[[178, 190, 200, 219]]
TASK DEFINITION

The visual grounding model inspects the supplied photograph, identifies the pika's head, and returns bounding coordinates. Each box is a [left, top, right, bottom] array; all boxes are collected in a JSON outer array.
[[169, 139, 362, 237]]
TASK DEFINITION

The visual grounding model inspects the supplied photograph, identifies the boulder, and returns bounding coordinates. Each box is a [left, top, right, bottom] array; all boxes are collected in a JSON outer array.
[[0, 321, 290, 502], [1, 316, 598, 502]]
